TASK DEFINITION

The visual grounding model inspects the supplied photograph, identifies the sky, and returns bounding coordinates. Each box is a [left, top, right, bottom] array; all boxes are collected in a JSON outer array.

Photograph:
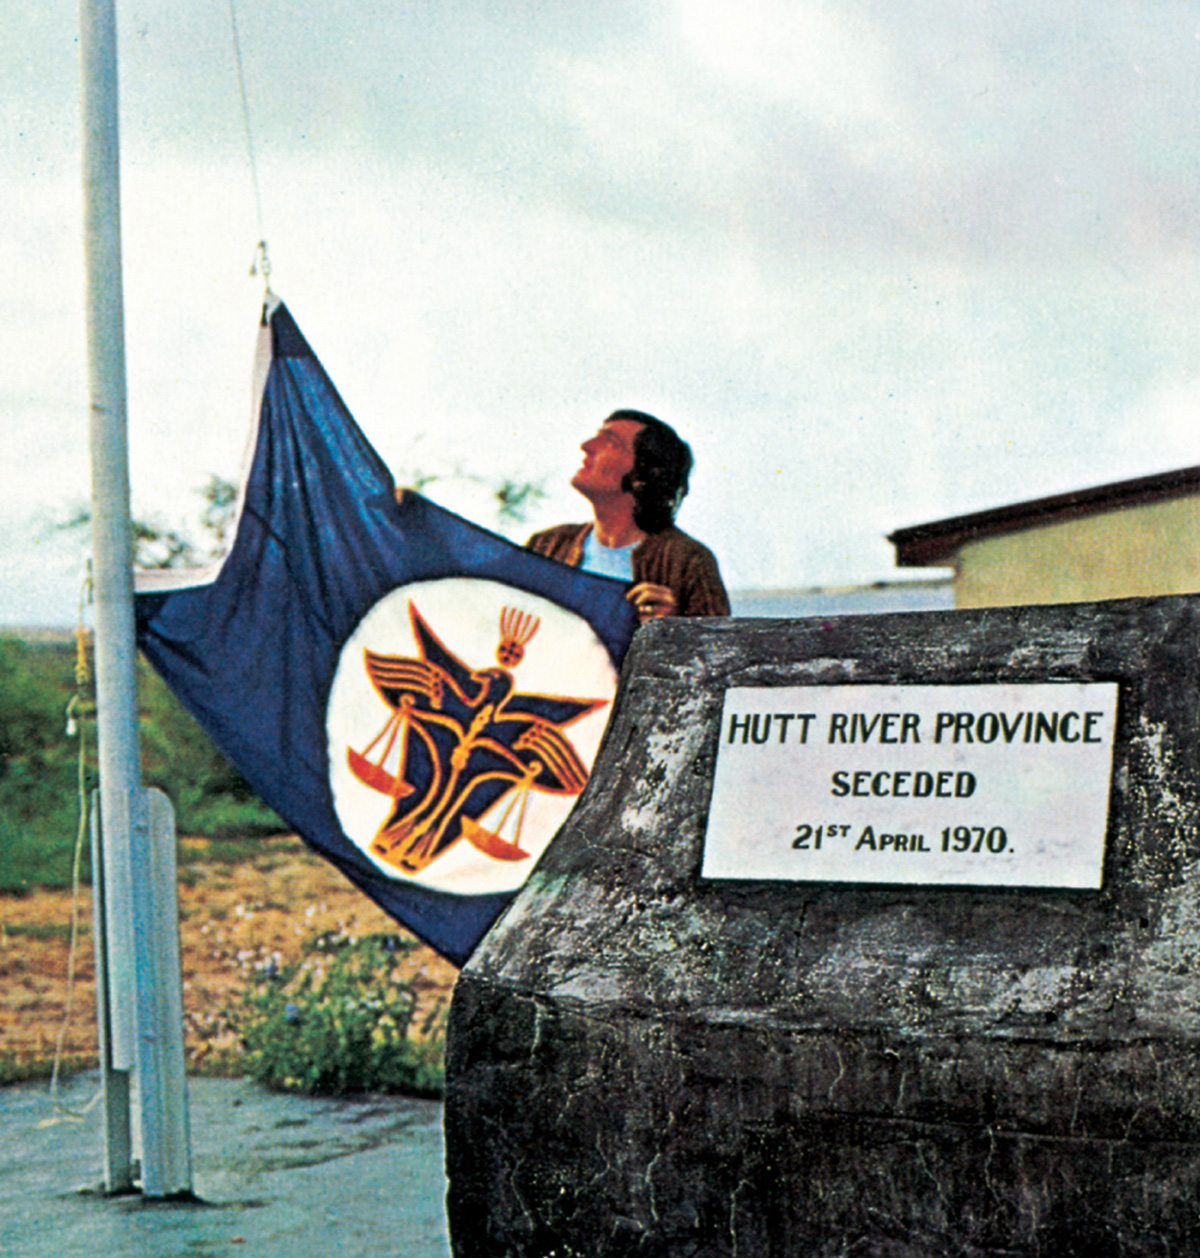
[[5, 0, 1200, 626]]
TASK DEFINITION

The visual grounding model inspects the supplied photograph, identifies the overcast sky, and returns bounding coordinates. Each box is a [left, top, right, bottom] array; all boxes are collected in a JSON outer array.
[[6, 0, 1200, 626]]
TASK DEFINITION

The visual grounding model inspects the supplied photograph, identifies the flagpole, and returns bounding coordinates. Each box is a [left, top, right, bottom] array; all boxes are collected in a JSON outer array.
[[80, 0, 192, 1198]]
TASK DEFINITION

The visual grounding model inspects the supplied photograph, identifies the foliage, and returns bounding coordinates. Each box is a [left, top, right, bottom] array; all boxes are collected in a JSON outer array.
[[494, 477, 547, 523], [393, 449, 546, 530], [197, 473, 238, 553], [0, 1051, 94, 1087], [0, 635, 281, 892], [2, 921, 88, 941], [55, 475, 239, 570], [177, 836, 281, 868], [0, 637, 95, 893], [239, 930, 446, 1097]]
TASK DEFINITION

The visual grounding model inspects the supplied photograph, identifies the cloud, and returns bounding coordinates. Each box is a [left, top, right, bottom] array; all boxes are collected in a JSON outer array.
[[676, 0, 929, 171]]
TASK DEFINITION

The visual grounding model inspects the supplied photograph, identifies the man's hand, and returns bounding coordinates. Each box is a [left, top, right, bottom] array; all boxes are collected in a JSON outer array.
[[627, 582, 676, 621]]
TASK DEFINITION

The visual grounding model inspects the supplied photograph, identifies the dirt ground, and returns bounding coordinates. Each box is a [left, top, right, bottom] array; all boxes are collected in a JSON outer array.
[[0, 834, 459, 1080]]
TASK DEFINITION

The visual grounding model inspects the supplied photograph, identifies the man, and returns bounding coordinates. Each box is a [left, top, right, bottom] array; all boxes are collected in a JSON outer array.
[[526, 410, 729, 620]]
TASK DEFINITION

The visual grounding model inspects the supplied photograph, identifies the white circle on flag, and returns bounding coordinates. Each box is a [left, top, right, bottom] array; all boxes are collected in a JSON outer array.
[[326, 578, 618, 895]]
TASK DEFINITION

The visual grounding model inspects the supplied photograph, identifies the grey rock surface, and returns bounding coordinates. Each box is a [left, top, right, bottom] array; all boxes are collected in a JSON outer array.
[[445, 597, 1200, 1256]]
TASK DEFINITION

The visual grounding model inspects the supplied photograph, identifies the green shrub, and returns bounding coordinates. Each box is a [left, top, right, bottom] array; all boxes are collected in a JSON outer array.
[[0, 635, 282, 891], [0, 637, 95, 892], [239, 930, 446, 1097]]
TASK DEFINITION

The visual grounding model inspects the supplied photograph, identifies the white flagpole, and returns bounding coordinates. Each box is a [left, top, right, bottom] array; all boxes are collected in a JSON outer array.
[[80, 0, 192, 1197]]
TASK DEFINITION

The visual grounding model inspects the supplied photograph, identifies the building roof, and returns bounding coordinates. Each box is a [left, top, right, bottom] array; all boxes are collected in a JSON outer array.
[[889, 464, 1200, 568], [730, 579, 953, 619]]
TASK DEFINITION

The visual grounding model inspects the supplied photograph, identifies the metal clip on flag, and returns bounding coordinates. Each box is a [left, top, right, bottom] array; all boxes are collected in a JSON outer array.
[[135, 302, 639, 965]]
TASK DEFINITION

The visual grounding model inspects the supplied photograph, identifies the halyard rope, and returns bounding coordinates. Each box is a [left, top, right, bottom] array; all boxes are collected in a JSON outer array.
[[229, 0, 272, 289], [46, 569, 100, 1120]]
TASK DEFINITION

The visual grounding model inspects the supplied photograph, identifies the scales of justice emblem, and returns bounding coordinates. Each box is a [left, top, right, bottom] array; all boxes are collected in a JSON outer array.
[[342, 599, 608, 878]]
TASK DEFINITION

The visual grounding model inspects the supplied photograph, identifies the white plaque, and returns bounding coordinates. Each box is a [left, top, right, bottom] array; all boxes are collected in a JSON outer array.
[[702, 683, 1118, 889]]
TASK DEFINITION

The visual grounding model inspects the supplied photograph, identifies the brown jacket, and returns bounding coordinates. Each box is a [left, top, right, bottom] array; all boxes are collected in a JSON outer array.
[[526, 522, 730, 617]]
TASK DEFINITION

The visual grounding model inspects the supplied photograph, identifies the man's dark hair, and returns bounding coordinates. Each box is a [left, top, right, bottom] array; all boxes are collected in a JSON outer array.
[[610, 409, 693, 534]]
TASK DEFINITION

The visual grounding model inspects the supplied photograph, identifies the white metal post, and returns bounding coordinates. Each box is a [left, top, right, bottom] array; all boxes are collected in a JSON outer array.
[[80, 0, 192, 1197]]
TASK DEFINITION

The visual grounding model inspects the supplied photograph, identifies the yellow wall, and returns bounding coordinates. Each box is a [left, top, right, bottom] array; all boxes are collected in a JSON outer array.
[[953, 495, 1200, 608]]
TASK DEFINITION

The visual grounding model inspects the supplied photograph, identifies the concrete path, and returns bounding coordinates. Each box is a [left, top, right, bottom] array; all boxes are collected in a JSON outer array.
[[0, 1071, 451, 1258]]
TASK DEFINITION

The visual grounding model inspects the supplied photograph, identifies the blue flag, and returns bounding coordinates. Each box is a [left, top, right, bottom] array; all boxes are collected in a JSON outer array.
[[135, 301, 638, 965]]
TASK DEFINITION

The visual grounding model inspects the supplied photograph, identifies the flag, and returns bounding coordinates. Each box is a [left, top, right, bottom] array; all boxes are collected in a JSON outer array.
[[135, 301, 639, 965]]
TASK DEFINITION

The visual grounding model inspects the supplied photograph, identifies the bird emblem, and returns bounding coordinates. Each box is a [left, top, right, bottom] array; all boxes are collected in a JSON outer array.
[[346, 600, 607, 875]]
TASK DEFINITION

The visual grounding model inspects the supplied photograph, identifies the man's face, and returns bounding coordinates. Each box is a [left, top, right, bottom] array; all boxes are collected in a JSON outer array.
[[571, 419, 642, 501]]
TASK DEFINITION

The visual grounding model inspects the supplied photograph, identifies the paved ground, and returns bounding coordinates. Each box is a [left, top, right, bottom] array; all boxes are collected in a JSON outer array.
[[0, 1071, 452, 1258]]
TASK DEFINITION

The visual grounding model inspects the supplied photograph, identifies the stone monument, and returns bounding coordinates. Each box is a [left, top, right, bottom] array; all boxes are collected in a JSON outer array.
[[445, 596, 1200, 1255]]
